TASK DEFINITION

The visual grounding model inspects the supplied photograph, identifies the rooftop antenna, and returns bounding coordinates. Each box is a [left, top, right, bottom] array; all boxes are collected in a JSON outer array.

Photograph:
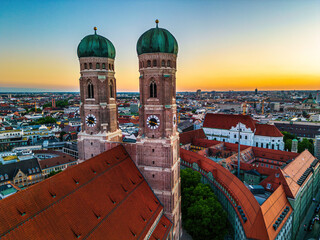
[[155, 19, 159, 28], [94, 26, 97, 34]]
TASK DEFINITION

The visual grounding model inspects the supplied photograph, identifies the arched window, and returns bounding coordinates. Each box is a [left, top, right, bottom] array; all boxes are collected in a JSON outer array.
[[87, 80, 94, 98], [89, 63, 92, 69], [4, 174, 8, 180], [161, 60, 165, 67], [108, 64, 111, 70], [142, 61, 144, 67], [112, 64, 114, 71], [167, 60, 171, 67], [96, 63, 100, 69], [147, 60, 151, 67], [153, 60, 157, 67], [150, 80, 157, 98], [102, 63, 106, 69], [110, 80, 114, 98], [84, 63, 87, 69]]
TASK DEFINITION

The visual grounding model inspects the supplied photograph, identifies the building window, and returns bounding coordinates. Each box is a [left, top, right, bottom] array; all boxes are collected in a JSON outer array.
[[266, 183, 271, 189], [102, 63, 106, 69], [161, 60, 165, 67], [87, 80, 94, 98], [4, 174, 8, 180], [153, 60, 157, 67], [112, 64, 114, 71], [109, 64, 111, 70], [110, 80, 114, 98], [245, 136, 247, 140], [84, 63, 87, 69], [96, 63, 100, 69], [147, 60, 151, 67], [167, 60, 171, 67], [89, 63, 92, 69], [0, 175, 3, 181], [150, 80, 157, 98]]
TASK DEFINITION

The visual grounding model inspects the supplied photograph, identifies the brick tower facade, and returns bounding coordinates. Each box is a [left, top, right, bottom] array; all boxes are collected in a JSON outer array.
[[77, 28, 122, 162], [135, 21, 182, 239]]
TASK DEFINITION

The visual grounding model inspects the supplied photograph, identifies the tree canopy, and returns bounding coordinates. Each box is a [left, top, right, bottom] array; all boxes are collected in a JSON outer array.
[[181, 168, 228, 240]]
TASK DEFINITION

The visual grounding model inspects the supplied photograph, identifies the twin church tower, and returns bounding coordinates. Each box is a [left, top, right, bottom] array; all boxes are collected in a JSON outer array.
[[77, 21, 181, 239]]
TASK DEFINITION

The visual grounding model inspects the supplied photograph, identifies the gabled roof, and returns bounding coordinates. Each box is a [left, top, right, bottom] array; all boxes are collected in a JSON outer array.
[[203, 113, 256, 131], [0, 158, 41, 183], [180, 149, 269, 240], [179, 129, 206, 145], [180, 148, 293, 240], [38, 153, 77, 169], [255, 124, 283, 137], [0, 145, 172, 240]]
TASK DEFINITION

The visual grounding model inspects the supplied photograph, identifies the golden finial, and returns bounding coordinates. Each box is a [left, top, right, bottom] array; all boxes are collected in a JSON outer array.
[[94, 26, 97, 34], [155, 19, 159, 28]]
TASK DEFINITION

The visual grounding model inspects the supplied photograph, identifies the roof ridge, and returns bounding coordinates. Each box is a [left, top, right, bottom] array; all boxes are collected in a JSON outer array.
[[0, 153, 129, 238]]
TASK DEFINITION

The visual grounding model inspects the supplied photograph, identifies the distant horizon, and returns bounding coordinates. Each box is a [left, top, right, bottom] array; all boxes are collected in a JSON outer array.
[[0, 86, 318, 94], [1, 0, 319, 91]]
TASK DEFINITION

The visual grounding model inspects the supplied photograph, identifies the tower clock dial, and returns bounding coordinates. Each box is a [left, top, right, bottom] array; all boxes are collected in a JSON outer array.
[[147, 115, 160, 129], [86, 114, 97, 127]]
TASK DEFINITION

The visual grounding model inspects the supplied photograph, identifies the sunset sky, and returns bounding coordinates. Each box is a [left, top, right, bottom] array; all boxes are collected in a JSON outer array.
[[0, 0, 319, 92]]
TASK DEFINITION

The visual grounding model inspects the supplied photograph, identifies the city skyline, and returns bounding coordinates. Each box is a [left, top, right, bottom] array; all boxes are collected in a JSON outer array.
[[1, 0, 320, 92]]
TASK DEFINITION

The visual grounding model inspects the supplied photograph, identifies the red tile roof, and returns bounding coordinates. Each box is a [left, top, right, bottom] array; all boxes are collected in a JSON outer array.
[[0, 145, 171, 240], [203, 113, 256, 131], [37, 152, 77, 169], [255, 124, 283, 137], [203, 113, 283, 137], [180, 148, 268, 240], [179, 129, 206, 145], [180, 148, 293, 240]]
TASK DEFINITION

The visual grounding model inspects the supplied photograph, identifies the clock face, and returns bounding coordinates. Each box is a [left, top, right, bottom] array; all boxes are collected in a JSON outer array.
[[147, 115, 160, 129], [86, 114, 97, 127], [173, 114, 177, 126]]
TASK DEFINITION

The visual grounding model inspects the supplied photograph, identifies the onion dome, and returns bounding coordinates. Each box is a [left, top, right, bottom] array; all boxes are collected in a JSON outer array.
[[77, 27, 115, 59], [137, 20, 178, 56]]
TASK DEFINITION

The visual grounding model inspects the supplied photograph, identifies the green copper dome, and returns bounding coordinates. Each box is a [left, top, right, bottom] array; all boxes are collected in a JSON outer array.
[[137, 20, 178, 55], [77, 28, 115, 59]]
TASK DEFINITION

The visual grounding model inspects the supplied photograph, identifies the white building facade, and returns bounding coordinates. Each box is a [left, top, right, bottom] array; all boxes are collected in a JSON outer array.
[[203, 114, 284, 150]]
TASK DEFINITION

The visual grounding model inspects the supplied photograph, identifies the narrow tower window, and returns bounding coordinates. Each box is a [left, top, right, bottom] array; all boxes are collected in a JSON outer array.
[[167, 60, 171, 67], [153, 60, 157, 67], [142, 61, 144, 67], [96, 63, 100, 69], [84, 63, 87, 69], [109, 64, 111, 70], [102, 63, 106, 69], [161, 60, 165, 67], [110, 80, 114, 98], [147, 60, 151, 67], [87, 80, 94, 98], [89, 63, 92, 69], [112, 64, 114, 71], [150, 80, 157, 98]]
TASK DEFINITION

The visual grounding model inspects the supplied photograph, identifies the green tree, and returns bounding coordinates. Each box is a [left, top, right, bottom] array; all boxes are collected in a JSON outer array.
[[285, 139, 292, 151], [181, 168, 228, 240], [298, 138, 314, 154], [47, 170, 62, 178]]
